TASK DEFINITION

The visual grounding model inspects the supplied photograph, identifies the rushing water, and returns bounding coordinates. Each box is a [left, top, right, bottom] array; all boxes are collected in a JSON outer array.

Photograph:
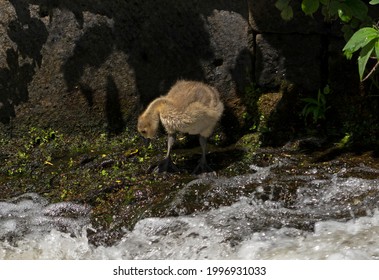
[[1, 162, 379, 260]]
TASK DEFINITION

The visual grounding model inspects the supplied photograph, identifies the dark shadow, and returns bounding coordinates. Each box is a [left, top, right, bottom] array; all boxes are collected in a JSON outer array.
[[78, 83, 94, 108], [60, 0, 216, 105], [105, 75, 125, 135], [0, 0, 48, 124], [173, 147, 246, 174], [249, 1, 379, 150], [229, 48, 259, 142], [3, 0, 249, 138], [260, 83, 304, 146], [247, 1, 334, 146], [0, 49, 36, 124], [57, 0, 215, 134], [63, 23, 114, 93]]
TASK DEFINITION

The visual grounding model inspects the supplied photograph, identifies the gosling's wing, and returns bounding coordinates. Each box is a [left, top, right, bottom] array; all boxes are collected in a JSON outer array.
[[166, 81, 222, 111]]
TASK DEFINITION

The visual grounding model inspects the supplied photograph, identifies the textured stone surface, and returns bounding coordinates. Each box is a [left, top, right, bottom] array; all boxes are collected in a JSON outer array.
[[255, 33, 323, 91], [248, 0, 326, 34], [0, 0, 369, 142], [0, 0, 252, 138]]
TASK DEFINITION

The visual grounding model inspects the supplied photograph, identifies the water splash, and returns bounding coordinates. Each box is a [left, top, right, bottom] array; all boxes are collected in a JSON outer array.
[[0, 193, 91, 259], [2, 165, 379, 259]]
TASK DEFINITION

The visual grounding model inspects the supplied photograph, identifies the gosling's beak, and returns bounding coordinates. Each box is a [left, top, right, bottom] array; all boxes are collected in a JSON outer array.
[[141, 136, 151, 147]]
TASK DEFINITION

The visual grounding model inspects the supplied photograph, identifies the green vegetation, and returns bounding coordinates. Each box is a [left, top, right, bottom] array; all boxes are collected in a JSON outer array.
[[0, 125, 256, 243], [242, 83, 263, 132], [343, 25, 379, 81], [275, 0, 379, 81], [274, 0, 379, 149], [301, 85, 331, 124], [0, 128, 168, 236], [335, 132, 352, 148]]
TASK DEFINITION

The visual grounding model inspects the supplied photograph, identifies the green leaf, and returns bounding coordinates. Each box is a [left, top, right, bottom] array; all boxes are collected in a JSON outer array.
[[319, 0, 329, 5], [301, 98, 320, 105], [369, 0, 379, 5], [281, 5, 294, 20], [318, 91, 326, 105], [329, 0, 342, 16], [375, 40, 379, 59], [345, 0, 368, 21], [275, 0, 291, 10], [358, 40, 376, 80], [302, 0, 320, 15], [338, 7, 352, 22], [343, 27, 379, 54], [323, 85, 331, 95]]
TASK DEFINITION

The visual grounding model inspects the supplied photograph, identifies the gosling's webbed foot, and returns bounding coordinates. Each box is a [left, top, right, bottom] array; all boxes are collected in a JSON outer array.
[[192, 161, 216, 176], [148, 157, 180, 173]]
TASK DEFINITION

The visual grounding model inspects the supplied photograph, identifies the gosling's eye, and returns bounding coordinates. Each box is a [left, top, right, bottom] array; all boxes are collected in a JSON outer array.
[[141, 130, 146, 135]]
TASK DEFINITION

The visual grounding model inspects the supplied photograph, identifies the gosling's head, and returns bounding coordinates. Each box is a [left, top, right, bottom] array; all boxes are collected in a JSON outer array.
[[137, 113, 158, 139]]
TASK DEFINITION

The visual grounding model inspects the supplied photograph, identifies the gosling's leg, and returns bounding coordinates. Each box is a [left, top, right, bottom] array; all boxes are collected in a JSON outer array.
[[193, 136, 214, 174], [154, 134, 179, 173]]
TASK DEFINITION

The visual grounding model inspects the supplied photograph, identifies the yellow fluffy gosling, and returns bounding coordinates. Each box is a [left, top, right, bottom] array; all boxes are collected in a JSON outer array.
[[137, 80, 224, 174]]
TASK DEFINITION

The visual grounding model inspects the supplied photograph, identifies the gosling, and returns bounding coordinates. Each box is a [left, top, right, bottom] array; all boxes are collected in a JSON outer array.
[[137, 80, 224, 174]]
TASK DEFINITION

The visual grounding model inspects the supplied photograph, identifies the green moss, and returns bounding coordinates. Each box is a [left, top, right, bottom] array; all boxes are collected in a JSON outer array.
[[235, 133, 261, 153], [0, 125, 258, 243]]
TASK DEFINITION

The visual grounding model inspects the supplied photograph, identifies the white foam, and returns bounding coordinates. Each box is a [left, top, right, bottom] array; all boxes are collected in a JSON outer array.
[[2, 173, 379, 259], [238, 211, 379, 259]]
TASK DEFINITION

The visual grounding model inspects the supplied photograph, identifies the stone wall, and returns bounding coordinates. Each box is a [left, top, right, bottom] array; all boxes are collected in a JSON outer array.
[[0, 0, 362, 141], [0, 0, 253, 138]]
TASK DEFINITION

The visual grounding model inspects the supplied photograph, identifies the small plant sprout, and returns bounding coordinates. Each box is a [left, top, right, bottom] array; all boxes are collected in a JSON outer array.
[[301, 85, 331, 124]]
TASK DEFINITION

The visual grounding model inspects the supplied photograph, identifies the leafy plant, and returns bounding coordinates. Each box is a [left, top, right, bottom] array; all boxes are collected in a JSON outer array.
[[276, 0, 371, 22], [336, 132, 352, 148], [26, 127, 59, 149], [301, 85, 331, 124], [243, 83, 262, 132], [275, 0, 294, 20], [343, 25, 379, 81], [275, 0, 379, 81]]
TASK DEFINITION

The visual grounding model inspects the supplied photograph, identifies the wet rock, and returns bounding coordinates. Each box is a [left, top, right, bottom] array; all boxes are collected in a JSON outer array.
[[296, 137, 328, 151], [43, 202, 91, 218], [79, 155, 96, 166], [100, 159, 115, 169], [0, 0, 252, 140], [255, 33, 323, 91], [0, 0, 372, 146]]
